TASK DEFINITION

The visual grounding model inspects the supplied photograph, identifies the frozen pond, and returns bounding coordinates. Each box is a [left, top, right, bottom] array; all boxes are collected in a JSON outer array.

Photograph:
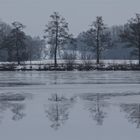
[[0, 71, 140, 140]]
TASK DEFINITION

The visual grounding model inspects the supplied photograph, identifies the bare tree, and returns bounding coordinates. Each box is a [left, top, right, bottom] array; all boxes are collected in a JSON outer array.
[[120, 14, 140, 65], [80, 16, 113, 64], [44, 12, 71, 68], [92, 16, 112, 64]]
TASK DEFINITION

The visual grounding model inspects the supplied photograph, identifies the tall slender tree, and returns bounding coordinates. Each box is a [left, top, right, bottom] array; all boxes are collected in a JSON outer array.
[[91, 16, 111, 64], [44, 12, 71, 68], [80, 16, 112, 64]]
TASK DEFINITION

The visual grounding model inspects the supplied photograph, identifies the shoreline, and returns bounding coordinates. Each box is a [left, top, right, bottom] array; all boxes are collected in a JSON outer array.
[[0, 63, 140, 71]]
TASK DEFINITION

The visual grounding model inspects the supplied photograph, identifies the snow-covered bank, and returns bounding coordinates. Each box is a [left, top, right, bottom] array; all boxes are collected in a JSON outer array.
[[0, 59, 139, 65], [0, 60, 140, 71]]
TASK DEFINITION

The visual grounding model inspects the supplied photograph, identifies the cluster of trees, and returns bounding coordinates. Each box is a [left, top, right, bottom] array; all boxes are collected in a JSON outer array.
[[0, 21, 45, 64], [0, 12, 140, 66]]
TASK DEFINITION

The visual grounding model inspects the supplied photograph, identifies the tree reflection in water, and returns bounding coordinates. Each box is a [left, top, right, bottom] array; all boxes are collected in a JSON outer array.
[[121, 104, 140, 128], [0, 101, 26, 122], [81, 93, 110, 125], [45, 93, 76, 130], [0, 93, 27, 123], [11, 103, 25, 120]]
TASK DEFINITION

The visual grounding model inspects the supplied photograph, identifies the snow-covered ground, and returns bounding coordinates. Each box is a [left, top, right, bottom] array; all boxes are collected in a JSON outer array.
[[0, 59, 139, 71], [0, 71, 140, 140], [0, 59, 139, 65]]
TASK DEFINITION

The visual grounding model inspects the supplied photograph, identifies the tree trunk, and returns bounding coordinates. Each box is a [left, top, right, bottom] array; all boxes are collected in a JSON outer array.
[[16, 30, 20, 65], [17, 50, 20, 65], [97, 39, 100, 65], [16, 42, 20, 65], [54, 46, 57, 68], [54, 23, 58, 69], [96, 27, 100, 65], [29, 45, 32, 65], [8, 48, 13, 62]]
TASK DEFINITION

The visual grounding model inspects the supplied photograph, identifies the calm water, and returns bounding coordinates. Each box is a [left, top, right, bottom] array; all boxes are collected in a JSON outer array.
[[0, 71, 140, 140]]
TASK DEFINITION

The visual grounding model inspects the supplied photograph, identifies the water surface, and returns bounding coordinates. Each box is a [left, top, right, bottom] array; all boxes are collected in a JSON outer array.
[[0, 71, 140, 140]]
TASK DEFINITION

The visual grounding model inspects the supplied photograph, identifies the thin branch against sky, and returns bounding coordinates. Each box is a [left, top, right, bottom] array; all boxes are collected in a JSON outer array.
[[0, 0, 140, 37]]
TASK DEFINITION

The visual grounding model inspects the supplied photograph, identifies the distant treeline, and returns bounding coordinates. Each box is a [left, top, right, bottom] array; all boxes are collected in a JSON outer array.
[[0, 12, 140, 66]]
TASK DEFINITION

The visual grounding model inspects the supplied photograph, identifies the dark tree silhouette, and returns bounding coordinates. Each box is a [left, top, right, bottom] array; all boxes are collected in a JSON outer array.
[[0, 22, 12, 61], [0, 22, 11, 48], [81, 16, 112, 64], [3, 21, 26, 64], [120, 14, 140, 65], [44, 12, 71, 68], [11, 21, 26, 64]]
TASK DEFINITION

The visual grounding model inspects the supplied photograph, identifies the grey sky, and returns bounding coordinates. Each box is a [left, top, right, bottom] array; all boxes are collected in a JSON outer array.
[[0, 0, 140, 37]]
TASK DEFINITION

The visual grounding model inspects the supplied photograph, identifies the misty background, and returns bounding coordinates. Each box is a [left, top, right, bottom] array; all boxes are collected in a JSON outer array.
[[0, 0, 140, 63]]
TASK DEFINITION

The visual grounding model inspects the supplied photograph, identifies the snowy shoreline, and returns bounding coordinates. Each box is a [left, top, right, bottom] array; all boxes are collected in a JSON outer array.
[[0, 63, 140, 71], [0, 60, 139, 71]]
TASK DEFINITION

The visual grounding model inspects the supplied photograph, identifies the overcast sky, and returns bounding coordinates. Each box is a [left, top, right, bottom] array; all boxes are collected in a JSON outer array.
[[0, 0, 140, 37]]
